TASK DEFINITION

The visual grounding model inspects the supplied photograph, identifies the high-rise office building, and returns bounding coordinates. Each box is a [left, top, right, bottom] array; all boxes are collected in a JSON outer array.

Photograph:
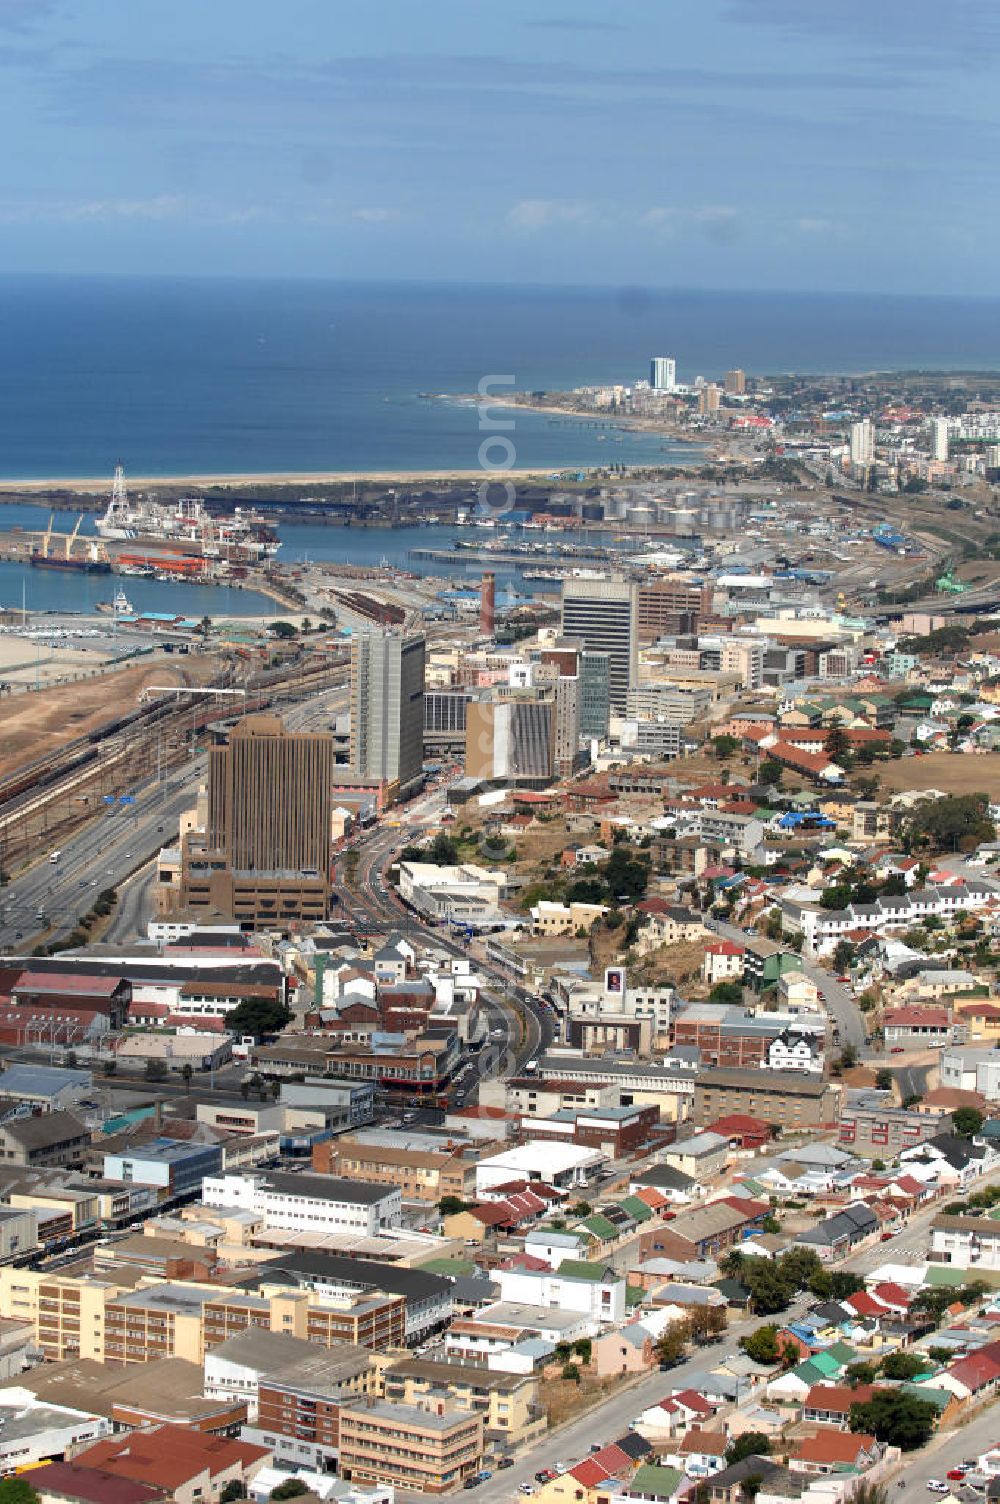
[[930, 417, 950, 462], [180, 714, 332, 923], [637, 577, 715, 644], [560, 578, 638, 714], [724, 369, 746, 395], [465, 688, 555, 784], [849, 419, 874, 466], [650, 357, 676, 392], [350, 629, 426, 794], [698, 383, 721, 416], [579, 650, 611, 741]]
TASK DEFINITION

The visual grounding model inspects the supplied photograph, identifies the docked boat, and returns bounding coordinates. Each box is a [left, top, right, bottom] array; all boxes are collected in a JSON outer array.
[[96, 464, 281, 562]]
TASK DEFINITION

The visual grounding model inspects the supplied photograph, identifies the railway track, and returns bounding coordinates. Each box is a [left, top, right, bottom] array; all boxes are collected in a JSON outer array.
[[0, 652, 350, 868]]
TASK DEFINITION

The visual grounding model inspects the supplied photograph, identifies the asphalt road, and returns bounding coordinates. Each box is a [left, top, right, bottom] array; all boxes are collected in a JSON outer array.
[[467, 1306, 768, 1504], [705, 915, 868, 1053], [331, 792, 550, 1097], [0, 770, 204, 953]]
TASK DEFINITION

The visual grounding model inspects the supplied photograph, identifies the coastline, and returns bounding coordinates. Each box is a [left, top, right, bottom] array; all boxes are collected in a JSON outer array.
[[0, 458, 709, 495]]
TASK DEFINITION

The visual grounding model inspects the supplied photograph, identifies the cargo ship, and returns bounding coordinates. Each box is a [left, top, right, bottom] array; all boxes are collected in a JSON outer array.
[[30, 514, 112, 573], [97, 464, 280, 562]]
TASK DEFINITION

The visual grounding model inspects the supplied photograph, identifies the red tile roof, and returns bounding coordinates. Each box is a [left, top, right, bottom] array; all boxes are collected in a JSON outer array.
[[793, 1429, 877, 1465], [846, 1291, 889, 1318], [705, 941, 745, 957], [946, 1349, 1000, 1393], [872, 1282, 911, 1309], [569, 1460, 613, 1488], [804, 1384, 878, 1414], [679, 1428, 728, 1456], [76, 1426, 268, 1490], [25, 1464, 167, 1504], [883, 1006, 952, 1029]]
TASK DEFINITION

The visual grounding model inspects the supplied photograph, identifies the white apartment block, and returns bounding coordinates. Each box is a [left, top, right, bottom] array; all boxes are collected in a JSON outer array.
[[202, 1171, 401, 1235]]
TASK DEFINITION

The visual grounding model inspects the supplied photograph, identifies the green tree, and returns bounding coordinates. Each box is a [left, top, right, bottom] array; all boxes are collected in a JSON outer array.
[[713, 734, 739, 760], [904, 793, 994, 854], [742, 1262, 795, 1315], [604, 845, 651, 902], [726, 1434, 773, 1466], [825, 727, 851, 764], [220, 1485, 243, 1504], [880, 1351, 928, 1381], [832, 940, 856, 973], [709, 981, 744, 1004], [845, 1361, 878, 1385], [438, 1196, 468, 1217], [953, 1106, 983, 1138], [654, 1323, 688, 1366], [269, 620, 299, 639], [740, 1325, 780, 1365], [0, 1482, 41, 1504], [875, 1069, 893, 1091], [429, 832, 459, 865], [849, 1391, 936, 1450], [758, 760, 783, 787], [144, 1058, 168, 1081], [561, 1362, 581, 1384], [270, 1482, 309, 1501], [181, 1062, 193, 1088], [572, 1337, 592, 1362], [224, 997, 292, 1041]]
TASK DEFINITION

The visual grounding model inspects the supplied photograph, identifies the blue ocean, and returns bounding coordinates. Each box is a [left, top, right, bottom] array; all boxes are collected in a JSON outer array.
[[1, 277, 1000, 480]]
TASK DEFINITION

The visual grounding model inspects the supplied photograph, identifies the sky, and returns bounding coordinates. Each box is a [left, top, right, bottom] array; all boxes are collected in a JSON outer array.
[[0, 0, 997, 293]]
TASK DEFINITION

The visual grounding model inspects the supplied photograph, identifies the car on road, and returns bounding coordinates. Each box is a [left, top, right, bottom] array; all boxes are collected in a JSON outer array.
[[926, 1482, 949, 1493], [947, 1471, 968, 1481], [463, 1479, 479, 1490], [518, 1486, 534, 1496], [496, 1458, 514, 1470]]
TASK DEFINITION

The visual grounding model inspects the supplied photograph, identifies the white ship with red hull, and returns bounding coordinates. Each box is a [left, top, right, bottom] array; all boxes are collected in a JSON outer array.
[[96, 465, 281, 563]]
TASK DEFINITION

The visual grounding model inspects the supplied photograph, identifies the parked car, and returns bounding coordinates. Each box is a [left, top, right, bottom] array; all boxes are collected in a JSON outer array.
[[926, 1482, 949, 1494], [497, 1458, 514, 1470]]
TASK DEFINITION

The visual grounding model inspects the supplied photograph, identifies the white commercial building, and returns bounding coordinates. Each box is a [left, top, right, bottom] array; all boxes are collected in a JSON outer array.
[[650, 357, 677, 392], [0, 1388, 111, 1470], [474, 1142, 605, 1196], [495, 1263, 626, 1325], [849, 418, 874, 466], [202, 1170, 401, 1235]]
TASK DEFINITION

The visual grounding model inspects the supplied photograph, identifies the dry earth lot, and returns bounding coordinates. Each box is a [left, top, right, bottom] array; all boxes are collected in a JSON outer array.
[[0, 652, 226, 780]]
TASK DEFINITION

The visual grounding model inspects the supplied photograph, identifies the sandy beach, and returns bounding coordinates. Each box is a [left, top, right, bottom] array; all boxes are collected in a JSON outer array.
[[0, 467, 597, 496]]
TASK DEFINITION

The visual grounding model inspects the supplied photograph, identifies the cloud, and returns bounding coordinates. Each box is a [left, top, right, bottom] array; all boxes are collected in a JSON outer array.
[[0, 0, 58, 31], [640, 204, 742, 243], [349, 207, 399, 223], [724, 0, 1000, 70], [506, 198, 595, 231], [0, 193, 189, 223], [525, 18, 626, 31]]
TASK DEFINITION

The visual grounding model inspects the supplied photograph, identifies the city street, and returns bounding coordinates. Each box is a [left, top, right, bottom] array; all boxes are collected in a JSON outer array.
[[706, 915, 867, 1052]]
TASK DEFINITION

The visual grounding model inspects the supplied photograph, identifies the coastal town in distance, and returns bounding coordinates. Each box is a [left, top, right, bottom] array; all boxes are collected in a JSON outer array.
[[0, 351, 998, 1504]]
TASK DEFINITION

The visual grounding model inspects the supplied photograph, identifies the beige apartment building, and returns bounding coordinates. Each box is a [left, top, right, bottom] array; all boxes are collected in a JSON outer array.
[[0, 1269, 407, 1365], [314, 1137, 481, 1204], [339, 1399, 483, 1494], [384, 1359, 545, 1449]]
